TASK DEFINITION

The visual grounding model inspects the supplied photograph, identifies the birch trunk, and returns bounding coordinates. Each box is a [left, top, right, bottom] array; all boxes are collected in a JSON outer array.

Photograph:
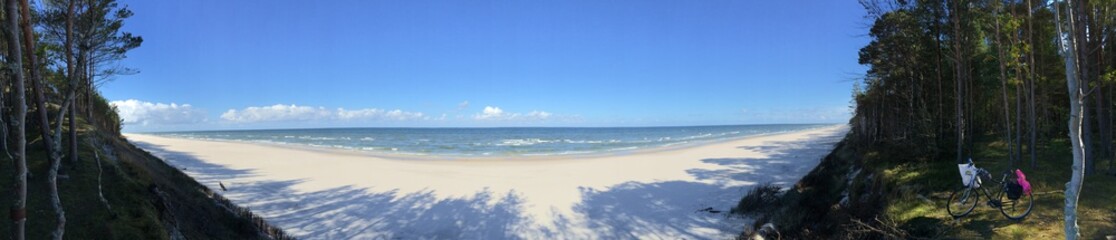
[[1073, 0, 1095, 176], [18, 0, 66, 238], [4, 0, 29, 238], [1055, 1, 1086, 238]]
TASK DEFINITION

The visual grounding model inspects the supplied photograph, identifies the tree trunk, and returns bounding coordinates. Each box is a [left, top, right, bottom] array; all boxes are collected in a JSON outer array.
[[85, 54, 95, 126], [1090, 5, 1112, 173], [18, 0, 66, 238], [966, 53, 975, 158], [952, 0, 966, 164], [5, 0, 29, 238], [66, 0, 78, 165], [1017, 81, 1024, 163], [17, 0, 51, 157], [1110, 84, 1115, 175], [932, 2, 947, 145], [1055, 1, 1086, 238], [1009, 3, 1024, 165], [994, 7, 1015, 167], [1072, 0, 1096, 176], [1027, 0, 1038, 168], [0, 61, 8, 160], [1093, 2, 1111, 170]]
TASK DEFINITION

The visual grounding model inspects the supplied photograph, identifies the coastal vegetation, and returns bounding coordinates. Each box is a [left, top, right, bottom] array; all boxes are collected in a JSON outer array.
[[0, 0, 290, 238], [3, 0, 1113, 238], [736, 0, 1116, 238]]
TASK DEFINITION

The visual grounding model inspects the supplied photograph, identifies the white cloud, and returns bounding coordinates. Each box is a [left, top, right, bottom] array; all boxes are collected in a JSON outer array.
[[337, 108, 425, 121], [525, 111, 552, 120], [458, 101, 470, 109], [221, 104, 424, 123], [110, 99, 207, 126], [475, 106, 505, 120], [474, 106, 553, 121], [221, 104, 332, 123]]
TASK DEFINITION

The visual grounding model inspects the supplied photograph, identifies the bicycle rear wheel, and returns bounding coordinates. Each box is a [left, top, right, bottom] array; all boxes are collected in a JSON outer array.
[[947, 186, 978, 218], [999, 189, 1033, 220]]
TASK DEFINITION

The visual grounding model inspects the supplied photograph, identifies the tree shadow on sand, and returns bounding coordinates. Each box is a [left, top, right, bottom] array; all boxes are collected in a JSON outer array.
[[131, 140, 533, 240], [128, 127, 846, 239], [572, 128, 847, 238]]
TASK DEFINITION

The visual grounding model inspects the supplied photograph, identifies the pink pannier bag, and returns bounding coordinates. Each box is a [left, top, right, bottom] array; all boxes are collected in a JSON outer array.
[[1015, 169, 1032, 195]]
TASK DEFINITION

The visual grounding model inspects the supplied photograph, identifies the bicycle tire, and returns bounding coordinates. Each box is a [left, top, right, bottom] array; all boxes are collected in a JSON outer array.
[[947, 186, 978, 218], [999, 189, 1034, 220]]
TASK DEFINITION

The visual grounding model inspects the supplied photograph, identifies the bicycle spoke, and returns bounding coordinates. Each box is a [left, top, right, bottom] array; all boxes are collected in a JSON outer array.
[[949, 186, 980, 218]]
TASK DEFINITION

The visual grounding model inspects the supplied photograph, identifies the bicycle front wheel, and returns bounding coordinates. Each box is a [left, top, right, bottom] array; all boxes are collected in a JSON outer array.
[[999, 189, 1034, 220], [947, 186, 978, 218]]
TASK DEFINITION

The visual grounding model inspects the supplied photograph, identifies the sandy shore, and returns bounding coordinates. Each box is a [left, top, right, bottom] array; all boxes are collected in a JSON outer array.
[[126, 125, 847, 239]]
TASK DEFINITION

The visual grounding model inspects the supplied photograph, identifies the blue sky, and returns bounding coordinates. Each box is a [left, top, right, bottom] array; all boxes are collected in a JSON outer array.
[[103, 1, 868, 132]]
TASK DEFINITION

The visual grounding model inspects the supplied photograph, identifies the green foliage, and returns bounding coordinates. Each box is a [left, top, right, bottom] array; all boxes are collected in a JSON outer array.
[[0, 0, 290, 238], [90, 91, 122, 134], [731, 183, 783, 216], [881, 135, 1116, 238], [742, 0, 1116, 238], [0, 127, 165, 239], [850, 0, 1075, 157], [740, 134, 1116, 238]]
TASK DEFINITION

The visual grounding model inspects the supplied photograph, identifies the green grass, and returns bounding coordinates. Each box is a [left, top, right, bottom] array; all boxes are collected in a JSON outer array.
[[0, 116, 289, 239], [875, 137, 1116, 239], [737, 135, 1116, 239], [0, 128, 165, 238]]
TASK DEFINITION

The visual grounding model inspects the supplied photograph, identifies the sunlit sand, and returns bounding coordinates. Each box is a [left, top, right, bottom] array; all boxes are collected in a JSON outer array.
[[126, 125, 847, 239]]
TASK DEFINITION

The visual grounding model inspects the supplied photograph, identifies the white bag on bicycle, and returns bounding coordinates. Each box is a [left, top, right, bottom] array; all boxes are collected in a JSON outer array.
[[958, 164, 981, 187]]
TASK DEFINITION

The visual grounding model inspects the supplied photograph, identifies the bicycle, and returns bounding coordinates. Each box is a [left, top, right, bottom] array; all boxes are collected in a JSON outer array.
[[946, 158, 1033, 220]]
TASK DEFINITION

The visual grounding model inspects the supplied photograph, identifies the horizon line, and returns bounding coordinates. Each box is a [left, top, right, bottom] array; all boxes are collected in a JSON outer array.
[[127, 122, 848, 134]]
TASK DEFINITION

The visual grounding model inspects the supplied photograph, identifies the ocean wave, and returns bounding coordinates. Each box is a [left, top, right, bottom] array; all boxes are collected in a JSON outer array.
[[609, 146, 640, 151], [495, 138, 556, 146], [562, 139, 622, 144], [296, 136, 347, 141], [150, 124, 828, 157]]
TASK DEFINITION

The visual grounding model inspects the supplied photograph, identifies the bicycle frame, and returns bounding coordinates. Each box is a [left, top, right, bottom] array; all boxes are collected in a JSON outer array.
[[960, 166, 1010, 204], [950, 159, 1033, 220]]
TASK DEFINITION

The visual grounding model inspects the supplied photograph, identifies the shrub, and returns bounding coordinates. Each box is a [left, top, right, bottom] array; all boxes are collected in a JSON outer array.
[[732, 183, 784, 216]]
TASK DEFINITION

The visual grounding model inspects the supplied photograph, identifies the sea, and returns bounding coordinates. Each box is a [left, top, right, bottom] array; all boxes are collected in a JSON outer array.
[[151, 124, 833, 157]]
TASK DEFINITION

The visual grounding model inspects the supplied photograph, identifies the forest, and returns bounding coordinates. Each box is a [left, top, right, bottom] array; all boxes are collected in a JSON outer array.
[[852, 0, 1112, 174], [2, 0, 1114, 239], [0, 0, 291, 239], [0, 0, 138, 238], [737, 0, 1116, 238]]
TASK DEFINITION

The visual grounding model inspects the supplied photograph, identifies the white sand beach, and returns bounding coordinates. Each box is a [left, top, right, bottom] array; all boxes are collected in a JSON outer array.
[[125, 125, 848, 239]]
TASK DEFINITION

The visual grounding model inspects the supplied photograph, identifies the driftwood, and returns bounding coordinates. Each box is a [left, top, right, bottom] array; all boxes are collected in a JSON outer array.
[[86, 140, 113, 212]]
